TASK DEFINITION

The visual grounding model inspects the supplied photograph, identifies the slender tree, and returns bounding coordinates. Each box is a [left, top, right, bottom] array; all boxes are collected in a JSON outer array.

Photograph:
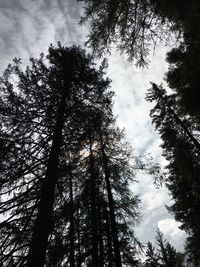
[[156, 229, 185, 267], [144, 229, 185, 267], [145, 242, 159, 267]]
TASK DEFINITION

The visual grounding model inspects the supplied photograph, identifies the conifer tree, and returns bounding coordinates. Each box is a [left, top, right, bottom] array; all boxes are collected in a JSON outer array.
[[0, 44, 111, 266], [144, 229, 185, 267], [153, 0, 200, 119], [0, 43, 144, 267], [146, 83, 200, 264], [78, 0, 171, 66], [145, 242, 159, 267]]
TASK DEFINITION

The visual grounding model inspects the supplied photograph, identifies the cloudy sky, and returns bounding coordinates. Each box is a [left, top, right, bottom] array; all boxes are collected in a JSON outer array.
[[0, 0, 186, 253]]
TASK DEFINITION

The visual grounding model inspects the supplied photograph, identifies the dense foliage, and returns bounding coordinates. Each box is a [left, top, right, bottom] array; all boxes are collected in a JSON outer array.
[[146, 84, 200, 264], [80, 0, 172, 66], [0, 44, 144, 266]]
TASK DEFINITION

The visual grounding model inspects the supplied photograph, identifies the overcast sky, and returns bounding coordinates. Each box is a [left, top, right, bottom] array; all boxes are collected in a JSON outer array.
[[0, 0, 186, 253]]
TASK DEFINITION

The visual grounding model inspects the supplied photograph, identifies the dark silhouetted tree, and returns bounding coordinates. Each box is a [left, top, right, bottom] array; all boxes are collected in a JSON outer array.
[[0, 44, 112, 266], [79, 0, 174, 66], [0, 44, 144, 267], [145, 242, 159, 267], [144, 229, 185, 267], [146, 83, 200, 264]]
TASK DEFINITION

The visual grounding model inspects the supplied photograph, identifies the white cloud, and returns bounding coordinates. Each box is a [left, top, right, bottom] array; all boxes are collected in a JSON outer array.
[[143, 185, 170, 212], [0, 0, 88, 72]]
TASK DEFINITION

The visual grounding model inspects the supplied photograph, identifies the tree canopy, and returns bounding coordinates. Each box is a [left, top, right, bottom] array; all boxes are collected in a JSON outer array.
[[0, 44, 144, 266]]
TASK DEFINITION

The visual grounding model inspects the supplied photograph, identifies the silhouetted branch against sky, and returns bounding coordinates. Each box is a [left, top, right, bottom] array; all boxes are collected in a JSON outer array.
[[0, 0, 186, 252]]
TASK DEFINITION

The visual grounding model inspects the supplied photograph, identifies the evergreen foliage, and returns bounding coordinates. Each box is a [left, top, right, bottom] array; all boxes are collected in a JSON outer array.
[[144, 229, 185, 267], [152, 0, 200, 118], [79, 0, 173, 66], [145, 242, 159, 267], [0, 44, 143, 266], [146, 83, 200, 264]]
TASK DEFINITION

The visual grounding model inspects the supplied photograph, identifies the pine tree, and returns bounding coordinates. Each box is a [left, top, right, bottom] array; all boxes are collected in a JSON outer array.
[[44, 90, 143, 266], [146, 83, 200, 264], [144, 229, 185, 267], [0, 43, 112, 266], [145, 242, 159, 267], [78, 1, 200, 262], [0, 43, 143, 266], [79, 0, 173, 66], [152, 0, 200, 118]]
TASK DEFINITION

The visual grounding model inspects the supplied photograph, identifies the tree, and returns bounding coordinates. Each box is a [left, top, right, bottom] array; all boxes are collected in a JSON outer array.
[[79, 0, 200, 65], [156, 229, 185, 267], [79, 0, 200, 113], [47, 109, 142, 266], [0, 43, 144, 266], [152, 0, 200, 118], [145, 242, 159, 267], [79, 0, 174, 66], [144, 229, 185, 267], [146, 83, 200, 264], [79, 0, 200, 117], [165, 43, 200, 120], [0, 44, 112, 266]]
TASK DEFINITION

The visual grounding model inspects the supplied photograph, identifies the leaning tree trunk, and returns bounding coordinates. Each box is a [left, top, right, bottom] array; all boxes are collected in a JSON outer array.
[[99, 130, 122, 267], [27, 88, 68, 267]]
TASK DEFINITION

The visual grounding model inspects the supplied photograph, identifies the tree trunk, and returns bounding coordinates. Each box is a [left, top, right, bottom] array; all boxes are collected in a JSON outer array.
[[76, 200, 81, 267], [69, 164, 75, 267], [105, 208, 113, 267], [99, 129, 122, 267], [27, 89, 68, 267], [88, 132, 99, 267], [97, 190, 104, 267]]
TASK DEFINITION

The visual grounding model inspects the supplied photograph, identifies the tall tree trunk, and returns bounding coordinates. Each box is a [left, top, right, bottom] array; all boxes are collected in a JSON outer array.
[[69, 164, 75, 267], [27, 89, 68, 267], [76, 202, 81, 267], [88, 132, 99, 266], [99, 129, 122, 267], [97, 190, 104, 267], [105, 207, 113, 267]]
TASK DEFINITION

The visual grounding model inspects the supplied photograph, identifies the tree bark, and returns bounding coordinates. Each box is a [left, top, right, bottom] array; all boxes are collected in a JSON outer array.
[[105, 208, 113, 267], [27, 88, 68, 267], [88, 132, 99, 267], [99, 130, 122, 267], [97, 190, 104, 267], [76, 199, 81, 267], [69, 164, 75, 267]]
